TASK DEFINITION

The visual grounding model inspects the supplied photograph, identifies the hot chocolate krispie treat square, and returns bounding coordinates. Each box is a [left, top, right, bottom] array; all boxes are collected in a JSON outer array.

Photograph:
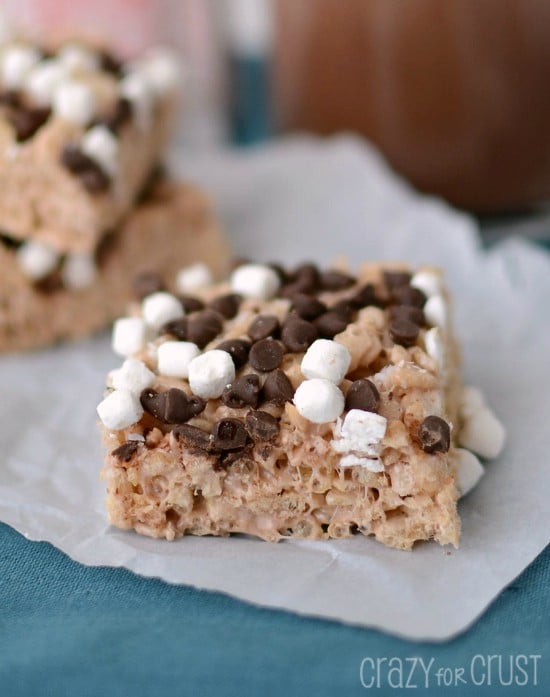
[[98, 261, 505, 550], [0, 180, 230, 352], [0, 36, 179, 254]]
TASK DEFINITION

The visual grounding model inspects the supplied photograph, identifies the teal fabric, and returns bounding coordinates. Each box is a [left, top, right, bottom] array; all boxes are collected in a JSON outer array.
[[0, 523, 548, 696]]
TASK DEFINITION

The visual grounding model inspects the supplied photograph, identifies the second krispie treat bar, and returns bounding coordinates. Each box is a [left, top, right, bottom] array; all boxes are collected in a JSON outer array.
[[98, 261, 504, 550], [0, 38, 180, 253], [0, 180, 229, 352]]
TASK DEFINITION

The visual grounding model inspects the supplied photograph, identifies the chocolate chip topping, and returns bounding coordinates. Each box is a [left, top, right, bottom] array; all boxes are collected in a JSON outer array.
[[383, 270, 411, 289], [345, 379, 380, 413], [389, 317, 420, 347], [9, 106, 50, 142], [111, 441, 140, 462], [268, 262, 289, 284], [185, 309, 223, 348], [391, 285, 426, 308], [221, 374, 260, 409], [249, 338, 285, 372], [314, 311, 348, 339], [247, 315, 280, 342], [389, 305, 425, 326], [178, 295, 205, 313], [208, 293, 241, 319], [99, 50, 123, 75], [281, 317, 317, 352], [245, 410, 280, 442], [418, 416, 451, 454], [261, 369, 294, 405], [290, 293, 327, 321], [330, 299, 354, 321], [280, 263, 319, 297], [216, 339, 251, 369], [211, 418, 249, 452], [140, 388, 205, 424], [132, 271, 165, 299], [0, 90, 21, 107], [163, 318, 188, 340], [319, 270, 355, 291], [172, 424, 212, 452], [61, 145, 110, 193], [350, 283, 383, 309]]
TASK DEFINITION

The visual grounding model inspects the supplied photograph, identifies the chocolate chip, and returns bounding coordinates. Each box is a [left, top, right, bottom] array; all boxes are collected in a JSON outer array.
[[100, 50, 123, 75], [389, 318, 420, 347], [111, 441, 140, 462], [216, 339, 251, 369], [140, 388, 205, 424], [249, 338, 285, 372], [172, 424, 212, 452], [186, 309, 223, 348], [280, 263, 319, 297], [208, 293, 241, 319], [345, 379, 380, 413], [319, 270, 355, 291], [61, 145, 110, 193], [268, 262, 288, 284], [330, 299, 354, 321], [389, 305, 425, 326], [9, 106, 50, 141], [178, 295, 205, 313], [0, 90, 20, 107], [211, 418, 249, 452], [418, 416, 451, 454], [247, 315, 280, 342], [392, 285, 426, 308], [290, 293, 327, 320], [383, 270, 411, 289], [221, 374, 260, 409], [98, 97, 132, 133], [314, 311, 348, 338], [245, 410, 279, 441], [261, 369, 294, 405], [281, 317, 317, 352], [350, 283, 383, 309], [163, 318, 188, 340], [132, 271, 165, 299]]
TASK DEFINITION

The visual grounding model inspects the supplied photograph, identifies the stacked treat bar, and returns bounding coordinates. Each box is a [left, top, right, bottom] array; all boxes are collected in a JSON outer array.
[[0, 35, 228, 351], [98, 261, 505, 550]]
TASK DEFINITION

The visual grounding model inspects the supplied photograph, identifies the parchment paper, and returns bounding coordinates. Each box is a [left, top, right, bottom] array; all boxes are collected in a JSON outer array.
[[1, 137, 549, 641]]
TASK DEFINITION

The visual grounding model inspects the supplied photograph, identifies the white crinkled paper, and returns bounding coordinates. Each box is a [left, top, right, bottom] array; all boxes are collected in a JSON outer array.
[[1, 137, 549, 641]]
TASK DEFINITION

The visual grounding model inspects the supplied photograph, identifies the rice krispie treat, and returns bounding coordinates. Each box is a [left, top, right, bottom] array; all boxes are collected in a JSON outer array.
[[98, 261, 505, 550], [0, 37, 180, 253], [0, 180, 229, 352]]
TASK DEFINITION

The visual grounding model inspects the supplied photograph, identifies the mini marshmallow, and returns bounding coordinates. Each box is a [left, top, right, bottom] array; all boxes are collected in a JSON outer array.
[[1, 46, 41, 89], [141, 47, 182, 95], [459, 385, 486, 419], [61, 252, 96, 290], [339, 453, 384, 473], [16, 240, 59, 280], [454, 448, 485, 497], [141, 292, 184, 331], [175, 263, 213, 293], [157, 341, 200, 378], [57, 43, 99, 73], [410, 270, 442, 298], [111, 358, 156, 395], [81, 125, 118, 177], [188, 349, 236, 399], [111, 317, 147, 357], [230, 263, 280, 300], [301, 339, 351, 384], [424, 327, 445, 370], [459, 406, 506, 460], [97, 389, 143, 430], [53, 80, 95, 125], [424, 294, 448, 330], [331, 409, 387, 457], [25, 59, 68, 105], [293, 378, 345, 424], [120, 72, 154, 129]]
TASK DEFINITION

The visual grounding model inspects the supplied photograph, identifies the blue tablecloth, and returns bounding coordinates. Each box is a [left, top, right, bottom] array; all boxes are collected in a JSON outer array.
[[0, 522, 547, 696]]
